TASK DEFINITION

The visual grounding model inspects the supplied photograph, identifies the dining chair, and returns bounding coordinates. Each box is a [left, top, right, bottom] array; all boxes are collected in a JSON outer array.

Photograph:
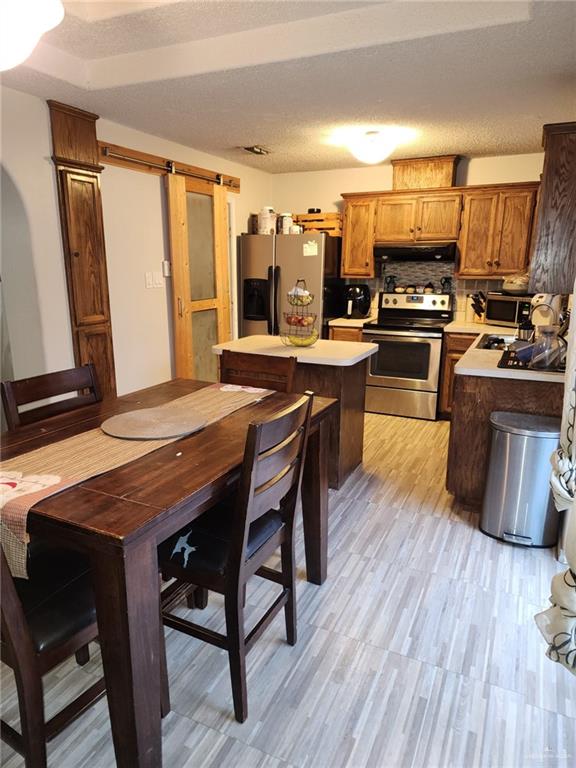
[[1, 364, 102, 431], [220, 350, 297, 393], [159, 391, 313, 722], [0, 541, 105, 768]]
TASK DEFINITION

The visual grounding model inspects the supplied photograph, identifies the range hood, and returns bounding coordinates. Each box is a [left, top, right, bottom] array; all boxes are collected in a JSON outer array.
[[374, 243, 456, 263]]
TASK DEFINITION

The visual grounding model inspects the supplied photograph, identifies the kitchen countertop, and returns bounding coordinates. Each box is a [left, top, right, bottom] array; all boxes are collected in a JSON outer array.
[[444, 320, 516, 335], [328, 314, 376, 328], [213, 335, 378, 366], [455, 333, 565, 383]]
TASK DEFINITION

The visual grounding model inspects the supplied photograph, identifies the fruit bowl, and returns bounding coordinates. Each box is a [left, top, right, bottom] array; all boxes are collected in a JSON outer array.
[[287, 292, 314, 307], [280, 327, 319, 347], [283, 312, 317, 328]]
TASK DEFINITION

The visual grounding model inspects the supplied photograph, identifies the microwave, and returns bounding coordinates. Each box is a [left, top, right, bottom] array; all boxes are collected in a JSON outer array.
[[484, 292, 533, 327]]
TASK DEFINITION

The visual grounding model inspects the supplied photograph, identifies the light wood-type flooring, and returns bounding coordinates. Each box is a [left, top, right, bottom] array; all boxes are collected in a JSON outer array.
[[2, 414, 575, 767]]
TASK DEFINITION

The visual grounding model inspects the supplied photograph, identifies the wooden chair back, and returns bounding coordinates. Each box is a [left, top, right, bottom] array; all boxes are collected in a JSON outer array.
[[1, 364, 102, 430], [229, 392, 313, 573], [220, 350, 296, 393]]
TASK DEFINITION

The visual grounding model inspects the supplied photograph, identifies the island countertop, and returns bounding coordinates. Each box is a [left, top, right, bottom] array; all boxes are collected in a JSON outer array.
[[455, 333, 565, 383], [212, 335, 377, 367]]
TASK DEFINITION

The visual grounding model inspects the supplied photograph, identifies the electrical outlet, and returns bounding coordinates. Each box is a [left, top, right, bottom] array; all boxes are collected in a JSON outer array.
[[145, 271, 154, 289]]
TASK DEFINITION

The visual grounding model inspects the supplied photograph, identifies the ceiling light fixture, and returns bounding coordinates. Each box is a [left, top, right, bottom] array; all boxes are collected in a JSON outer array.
[[0, 0, 65, 72], [327, 125, 418, 165], [242, 145, 270, 156]]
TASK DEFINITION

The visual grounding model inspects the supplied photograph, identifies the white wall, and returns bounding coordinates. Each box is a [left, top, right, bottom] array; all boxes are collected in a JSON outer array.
[[1, 86, 273, 394], [271, 153, 544, 213], [1, 87, 75, 378]]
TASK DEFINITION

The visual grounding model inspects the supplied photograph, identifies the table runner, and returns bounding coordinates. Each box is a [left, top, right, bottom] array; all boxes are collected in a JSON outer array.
[[1, 384, 272, 577]]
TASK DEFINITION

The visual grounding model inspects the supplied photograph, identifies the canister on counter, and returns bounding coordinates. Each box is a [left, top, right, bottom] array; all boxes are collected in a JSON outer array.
[[258, 206, 277, 235], [277, 213, 293, 234]]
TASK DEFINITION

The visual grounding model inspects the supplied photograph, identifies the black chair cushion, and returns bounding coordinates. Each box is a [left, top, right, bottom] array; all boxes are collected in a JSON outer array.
[[158, 504, 283, 577], [14, 541, 97, 654]]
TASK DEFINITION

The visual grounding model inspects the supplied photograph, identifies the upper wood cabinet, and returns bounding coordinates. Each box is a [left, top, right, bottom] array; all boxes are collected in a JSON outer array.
[[416, 194, 462, 241], [529, 122, 576, 294], [342, 182, 538, 279], [374, 197, 415, 241], [458, 185, 537, 277], [341, 198, 376, 277], [374, 193, 461, 243]]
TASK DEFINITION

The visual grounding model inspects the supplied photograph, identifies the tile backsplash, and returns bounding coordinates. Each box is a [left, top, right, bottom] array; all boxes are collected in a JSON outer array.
[[347, 261, 502, 320]]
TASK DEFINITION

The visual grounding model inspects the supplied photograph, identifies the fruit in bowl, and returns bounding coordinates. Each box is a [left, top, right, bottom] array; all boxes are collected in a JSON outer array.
[[287, 328, 319, 347]]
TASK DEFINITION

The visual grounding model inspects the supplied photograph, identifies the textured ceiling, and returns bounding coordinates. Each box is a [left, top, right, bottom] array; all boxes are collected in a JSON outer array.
[[53, 1, 371, 58], [3, 1, 576, 173]]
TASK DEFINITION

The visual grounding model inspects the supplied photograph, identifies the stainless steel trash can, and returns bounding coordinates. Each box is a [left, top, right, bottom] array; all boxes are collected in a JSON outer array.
[[480, 412, 561, 547]]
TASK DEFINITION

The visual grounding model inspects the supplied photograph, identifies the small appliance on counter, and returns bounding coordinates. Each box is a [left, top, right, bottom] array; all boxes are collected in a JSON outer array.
[[530, 293, 564, 327], [345, 284, 371, 318], [484, 292, 533, 327]]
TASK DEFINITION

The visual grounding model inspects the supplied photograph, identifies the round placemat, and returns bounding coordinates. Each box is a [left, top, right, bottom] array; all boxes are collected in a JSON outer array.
[[101, 407, 207, 440]]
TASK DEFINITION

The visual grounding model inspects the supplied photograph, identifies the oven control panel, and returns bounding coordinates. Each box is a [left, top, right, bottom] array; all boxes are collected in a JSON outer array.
[[379, 293, 452, 310]]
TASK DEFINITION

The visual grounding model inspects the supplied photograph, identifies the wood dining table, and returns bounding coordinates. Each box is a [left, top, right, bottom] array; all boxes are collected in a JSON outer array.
[[0, 379, 337, 768]]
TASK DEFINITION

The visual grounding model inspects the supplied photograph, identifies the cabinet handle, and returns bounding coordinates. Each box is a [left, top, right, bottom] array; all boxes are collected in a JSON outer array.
[[72, 251, 80, 258], [416, 226, 421, 231], [486, 260, 493, 267], [409, 228, 414, 233], [494, 259, 500, 267], [365, 261, 369, 267]]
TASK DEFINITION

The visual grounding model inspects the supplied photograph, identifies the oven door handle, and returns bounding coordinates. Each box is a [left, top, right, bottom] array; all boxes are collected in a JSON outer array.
[[362, 329, 443, 340]]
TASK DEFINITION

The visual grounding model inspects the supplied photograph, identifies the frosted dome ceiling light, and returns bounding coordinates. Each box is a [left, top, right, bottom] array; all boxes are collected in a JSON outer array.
[[0, 0, 65, 72], [327, 125, 418, 165]]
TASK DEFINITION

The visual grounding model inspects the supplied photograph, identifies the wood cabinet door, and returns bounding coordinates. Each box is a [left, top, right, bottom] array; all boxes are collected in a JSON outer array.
[[60, 169, 116, 396], [439, 333, 477, 415], [457, 191, 499, 277], [492, 189, 536, 275], [61, 170, 111, 326], [329, 327, 363, 342], [342, 199, 376, 276], [374, 197, 416, 242], [415, 194, 462, 241], [439, 351, 462, 415]]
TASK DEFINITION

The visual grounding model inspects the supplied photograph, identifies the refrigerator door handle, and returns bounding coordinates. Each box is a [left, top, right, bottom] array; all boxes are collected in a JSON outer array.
[[266, 266, 273, 335], [273, 265, 280, 335]]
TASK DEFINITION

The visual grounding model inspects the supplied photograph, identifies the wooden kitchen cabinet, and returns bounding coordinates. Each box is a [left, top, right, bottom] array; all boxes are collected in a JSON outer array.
[[341, 198, 376, 277], [416, 194, 462, 240], [439, 333, 477, 417], [374, 193, 461, 243], [329, 326, 364, 342], [457, 185, 537, 278], [374, 197, 416, 241]]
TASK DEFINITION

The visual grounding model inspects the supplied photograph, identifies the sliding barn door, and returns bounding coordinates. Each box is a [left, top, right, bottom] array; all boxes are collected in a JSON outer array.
[[165, 175, 231, 380]]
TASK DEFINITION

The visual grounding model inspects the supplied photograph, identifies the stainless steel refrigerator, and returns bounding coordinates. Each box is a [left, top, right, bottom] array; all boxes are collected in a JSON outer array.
[[238, 233, 345, 337]]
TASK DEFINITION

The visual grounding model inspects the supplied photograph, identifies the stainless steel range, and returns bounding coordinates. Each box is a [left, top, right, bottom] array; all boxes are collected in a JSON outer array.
[[362, 291, 453, 420]]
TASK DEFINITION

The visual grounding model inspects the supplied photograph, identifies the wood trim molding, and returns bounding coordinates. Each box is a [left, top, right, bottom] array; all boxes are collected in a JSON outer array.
[[542, 121, 576, 143], [341, 181, 539, 199], [98, 140, 241, 193]]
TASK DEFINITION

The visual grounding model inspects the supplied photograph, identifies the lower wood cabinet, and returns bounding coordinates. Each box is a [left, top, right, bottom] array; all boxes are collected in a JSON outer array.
[[329, 326, 364, 342], [439, 333, 477, 416]]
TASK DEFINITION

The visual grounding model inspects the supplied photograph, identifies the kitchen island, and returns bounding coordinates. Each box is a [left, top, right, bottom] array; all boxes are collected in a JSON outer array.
[[213, 335, 377, 488], [446, 334, 565, 507]]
